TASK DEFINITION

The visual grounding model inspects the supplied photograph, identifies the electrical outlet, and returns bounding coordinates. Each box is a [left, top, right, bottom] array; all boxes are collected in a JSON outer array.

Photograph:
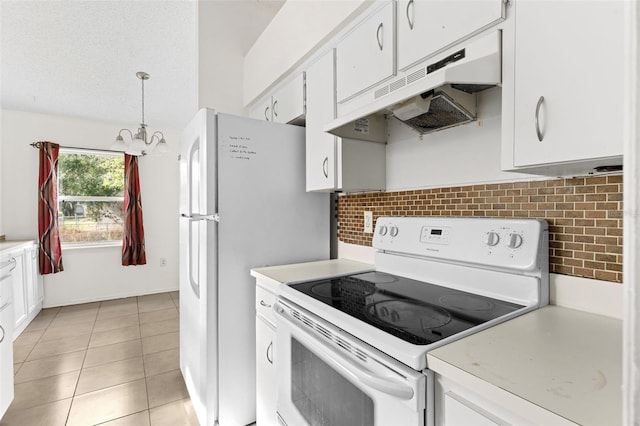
[[364, 211, 373, 233], [160, 258, 167, 267]]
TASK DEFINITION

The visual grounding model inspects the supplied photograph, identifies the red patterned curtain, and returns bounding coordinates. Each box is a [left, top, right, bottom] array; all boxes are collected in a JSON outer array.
[[38, 142, 64, 274], [122, 154, 147, 266]]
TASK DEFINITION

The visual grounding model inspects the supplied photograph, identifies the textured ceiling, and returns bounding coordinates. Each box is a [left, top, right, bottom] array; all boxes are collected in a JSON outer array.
[[0, 0, 283, 131]]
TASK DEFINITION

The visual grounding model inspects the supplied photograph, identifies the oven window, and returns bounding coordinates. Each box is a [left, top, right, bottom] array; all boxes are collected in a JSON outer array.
[[291, 338, 374, 425]]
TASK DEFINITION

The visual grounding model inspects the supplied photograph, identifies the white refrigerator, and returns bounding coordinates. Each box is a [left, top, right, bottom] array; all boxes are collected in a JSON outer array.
[[179, 109, 329, 426]]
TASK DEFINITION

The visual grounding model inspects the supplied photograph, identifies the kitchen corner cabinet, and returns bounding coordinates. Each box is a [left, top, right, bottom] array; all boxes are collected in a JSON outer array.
[[336, 0, 395, 103], [397, 0, 505, 71], [505, 1, 625, 173], [255, 284, 277, 426], [248, 73, 305, 125], [306, 49, 385, 193]]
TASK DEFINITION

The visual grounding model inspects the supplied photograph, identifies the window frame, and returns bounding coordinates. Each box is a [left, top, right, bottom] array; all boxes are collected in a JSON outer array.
[[57, 148, 125, 248]]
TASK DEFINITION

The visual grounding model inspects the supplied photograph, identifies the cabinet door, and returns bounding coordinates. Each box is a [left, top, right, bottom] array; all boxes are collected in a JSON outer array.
[[256, 316, 277, 426], [397, 0, 505, 70], [248, 97, 273, 122], [336, 0, 395, 102], [26, 245, 42, 316], [512, 1, 624, 167], [306, 50, 338, 192], [10, 251, 26, 334], [0, 291, 14, 418], [272, 73, 305, 125]]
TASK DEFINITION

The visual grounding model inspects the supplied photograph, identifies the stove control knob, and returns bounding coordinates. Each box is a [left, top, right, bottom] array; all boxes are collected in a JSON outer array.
[[508, 233, 524, 249], [379, 225, 388, 236], [484, 231, 500, 246], [389, 226, 399, 237]]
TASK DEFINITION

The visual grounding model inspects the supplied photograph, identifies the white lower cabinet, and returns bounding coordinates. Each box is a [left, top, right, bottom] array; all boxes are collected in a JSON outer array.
[[2, 242, 43, 340], [435, 374, 575, 426], [255, 284, 278, 426], [306, 49, 385, 192], [11, 250, 27, 334]]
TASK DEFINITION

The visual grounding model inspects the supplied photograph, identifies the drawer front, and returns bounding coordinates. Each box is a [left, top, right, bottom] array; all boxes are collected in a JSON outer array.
[[256, 285, 277, 325]]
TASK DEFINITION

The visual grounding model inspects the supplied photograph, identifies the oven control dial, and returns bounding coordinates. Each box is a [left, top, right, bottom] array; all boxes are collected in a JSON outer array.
[[484, 231, 500, 246], [389, 226, 399, 237], [378, 225, 388, 236], [508, 233, 524, 249]]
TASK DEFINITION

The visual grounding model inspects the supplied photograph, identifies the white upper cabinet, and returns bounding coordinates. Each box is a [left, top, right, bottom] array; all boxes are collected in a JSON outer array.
[[306, 51, 338, 192], [272, 73, 305, 125], [336, 1, 395, 103], [248, 73, 305, 125], [248, 97, 273, 122], [507, 0, 625, 172], [397, 0, 505, 71], [306, 49, 386, 193]]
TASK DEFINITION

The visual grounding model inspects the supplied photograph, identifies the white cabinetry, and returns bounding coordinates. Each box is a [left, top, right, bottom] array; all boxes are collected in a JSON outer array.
[[249, 97, 273, 122], [336, 0, 395, 103], [435, 374, 573, 426], [1, 242, 43, 340], [255, 284, 277, 426], [272, 73, 305, 125], [0, 255, 14, 419], [306, 49, 385, 193], [248, 73, 305, 125], [397, 0, 505, 71], [504, 0, 625, 174], [11, 250, 27, 333]]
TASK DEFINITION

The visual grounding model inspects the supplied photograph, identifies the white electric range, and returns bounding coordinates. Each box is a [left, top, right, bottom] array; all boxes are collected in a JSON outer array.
[[274, 217, 549, 426]]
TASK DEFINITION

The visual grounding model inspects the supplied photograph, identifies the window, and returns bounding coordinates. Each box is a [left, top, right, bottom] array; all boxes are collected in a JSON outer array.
[[57, 149, 125, 244]]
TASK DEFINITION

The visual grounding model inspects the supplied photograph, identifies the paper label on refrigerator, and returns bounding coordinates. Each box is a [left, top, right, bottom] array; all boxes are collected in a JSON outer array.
[[222, 135, 257, 161]]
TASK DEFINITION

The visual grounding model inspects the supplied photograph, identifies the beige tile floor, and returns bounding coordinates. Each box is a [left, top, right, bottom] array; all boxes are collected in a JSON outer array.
[[2, 291, 199, 426]]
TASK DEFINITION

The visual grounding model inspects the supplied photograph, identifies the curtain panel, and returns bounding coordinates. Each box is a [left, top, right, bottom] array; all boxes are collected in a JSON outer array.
[[122, 154, 147, 266], [38, 141, 64, 274]]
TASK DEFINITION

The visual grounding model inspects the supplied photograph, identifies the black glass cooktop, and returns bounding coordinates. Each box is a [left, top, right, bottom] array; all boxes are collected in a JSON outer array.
[[288, 271, 524, 345]]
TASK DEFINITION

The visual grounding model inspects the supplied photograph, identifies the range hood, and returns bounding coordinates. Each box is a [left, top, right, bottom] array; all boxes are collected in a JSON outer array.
[[325, 31, 502, 139]]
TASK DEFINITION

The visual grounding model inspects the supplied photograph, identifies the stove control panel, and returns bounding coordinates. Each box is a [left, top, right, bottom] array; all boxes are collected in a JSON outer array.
[[373, 217, 548, 272], [420, 226, 451, 245]]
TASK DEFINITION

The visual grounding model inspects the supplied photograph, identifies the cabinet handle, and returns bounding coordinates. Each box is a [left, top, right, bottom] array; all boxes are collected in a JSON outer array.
[[260, 300, 272, 309], [0, 325, 4, 344], [264, 106, 270, 121], [273, 100, 278, 118], [407, 0, 415, 30], [266, 341, 273, 365], [322, 157, 329, 178], [9, 257, 17, 272], [535, 96, 545, 141], [376, 23, 384, 51]]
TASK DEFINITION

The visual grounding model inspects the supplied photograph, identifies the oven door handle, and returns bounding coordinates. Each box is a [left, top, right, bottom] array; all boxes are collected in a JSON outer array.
[[276, 305, 415, 400]]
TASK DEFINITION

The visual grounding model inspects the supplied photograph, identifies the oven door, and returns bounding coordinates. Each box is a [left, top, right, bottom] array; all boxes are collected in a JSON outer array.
[[274, 299, 431, 426]]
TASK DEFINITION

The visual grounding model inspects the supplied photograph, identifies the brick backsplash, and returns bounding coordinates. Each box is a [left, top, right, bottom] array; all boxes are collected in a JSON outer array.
[[337, 175, 623, 283]]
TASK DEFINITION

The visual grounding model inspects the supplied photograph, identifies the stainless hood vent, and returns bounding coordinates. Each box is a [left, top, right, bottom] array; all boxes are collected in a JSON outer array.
[[391, 85, 479, 135], [325, 31, 502, 141]]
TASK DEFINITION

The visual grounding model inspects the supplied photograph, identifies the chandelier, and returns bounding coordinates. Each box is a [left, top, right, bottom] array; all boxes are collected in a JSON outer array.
[[111, 71, 168, 156]]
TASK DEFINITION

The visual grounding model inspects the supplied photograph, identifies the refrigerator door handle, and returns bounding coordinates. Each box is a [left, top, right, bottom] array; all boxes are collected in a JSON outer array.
[[182, 213, 220, 222]]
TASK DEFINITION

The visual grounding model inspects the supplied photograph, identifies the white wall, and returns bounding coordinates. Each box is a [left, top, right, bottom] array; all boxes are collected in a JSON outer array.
[[385, 87, 540, 190], [0, 109, 180, 306], [197, 1, 246, 115]]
